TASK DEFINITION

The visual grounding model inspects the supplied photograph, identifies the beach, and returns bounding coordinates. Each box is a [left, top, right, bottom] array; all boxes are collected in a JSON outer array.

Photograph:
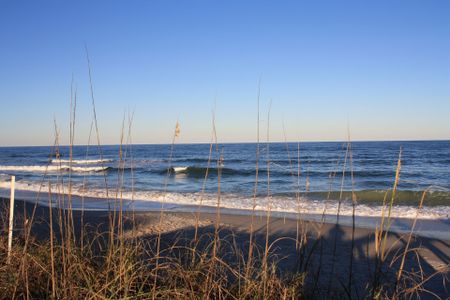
[[2, 197, 448, 298]]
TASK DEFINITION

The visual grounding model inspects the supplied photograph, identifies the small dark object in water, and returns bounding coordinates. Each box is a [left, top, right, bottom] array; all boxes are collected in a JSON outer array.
[[49, 150, 63, 159]]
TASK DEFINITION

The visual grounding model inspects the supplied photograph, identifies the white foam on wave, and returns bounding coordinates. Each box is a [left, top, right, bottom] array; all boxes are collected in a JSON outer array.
[[0, 165, 109, 173], [0, 173, 11, 181], [51, 158, 113, 164], [70, 166, 109, 172], [0, 179, 448, 220]]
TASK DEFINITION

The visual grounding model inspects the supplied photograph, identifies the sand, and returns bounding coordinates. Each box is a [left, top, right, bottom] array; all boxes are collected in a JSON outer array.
[[1, 197, 449, 298]]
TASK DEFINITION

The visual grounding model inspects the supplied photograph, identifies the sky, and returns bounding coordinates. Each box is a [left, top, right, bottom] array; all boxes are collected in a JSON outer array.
[[0, 0, 449, 146]]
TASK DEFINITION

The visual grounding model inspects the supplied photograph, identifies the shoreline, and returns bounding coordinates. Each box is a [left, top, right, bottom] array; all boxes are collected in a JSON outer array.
[[1, 197, 449, 298], [1, 188, 450, 240]]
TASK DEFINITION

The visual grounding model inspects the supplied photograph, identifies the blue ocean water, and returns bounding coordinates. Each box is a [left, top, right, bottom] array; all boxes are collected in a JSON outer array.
[[0, 141, 449, 223]]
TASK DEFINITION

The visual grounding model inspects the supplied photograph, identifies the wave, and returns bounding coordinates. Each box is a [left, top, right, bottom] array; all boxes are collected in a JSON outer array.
[[163, 167, 399, 181], [70, 166, 110, 172], [0, 180, 448, 220], [162, 165, 411, 179], [172, 166, 188, 172], [51, 158, 113, 164], [172, 158, 245, 164], [300, 190, 450, 206], [0, 165, 109, 173], [0, 173, 12, 181], [9, 153, 28, 158], [167, 166, 254, 177]]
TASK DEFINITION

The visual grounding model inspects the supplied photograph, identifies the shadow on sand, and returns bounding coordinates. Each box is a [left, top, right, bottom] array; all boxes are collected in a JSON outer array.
[[2, 199, 449, 299]]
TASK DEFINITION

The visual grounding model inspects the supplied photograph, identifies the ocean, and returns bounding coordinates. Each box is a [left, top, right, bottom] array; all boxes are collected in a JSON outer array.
[[0, 141, 449, 238]]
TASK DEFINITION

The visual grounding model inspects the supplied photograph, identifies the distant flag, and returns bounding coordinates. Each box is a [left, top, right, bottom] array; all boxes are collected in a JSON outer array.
[[174, 121, 180, 138]]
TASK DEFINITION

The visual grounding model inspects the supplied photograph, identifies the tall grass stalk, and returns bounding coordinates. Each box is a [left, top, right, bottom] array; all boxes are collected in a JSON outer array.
[[193, 108, 216, 244], [310, 143, 345, 295], [152, 120, 180, 299], [85, 47, 109, 197], [372, 148, 402, 298], [327, 140, 350, 295], [263, 100, 272, 298], [47, 181, 56, 299], [80, 119, 94, 249], [204, 111, 221, 298], [246, 80, 261, 282], [347, 132, 357, 297], [381, 148, 402, 260], [281, 124, 306, 254], [52, 119, 69, 298], [124, 111, 136, 240], [394, 189, 427, 297]]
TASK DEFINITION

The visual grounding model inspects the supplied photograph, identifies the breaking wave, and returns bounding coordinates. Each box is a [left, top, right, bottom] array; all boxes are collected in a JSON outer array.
[[0, 165, 109, 173], [0, 179, 448, 220], [50, 158, 113, 164]]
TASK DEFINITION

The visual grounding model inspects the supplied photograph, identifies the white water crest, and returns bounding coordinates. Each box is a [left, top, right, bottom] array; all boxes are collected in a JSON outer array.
[[0, 165, 109, 173], [0, 179, 448, 220], [172, 166, 188, 172], [51, 158, 113, 164]]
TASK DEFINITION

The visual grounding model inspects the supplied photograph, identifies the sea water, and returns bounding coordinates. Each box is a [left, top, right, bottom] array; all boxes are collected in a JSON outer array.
[[0, 141, 449, 238]]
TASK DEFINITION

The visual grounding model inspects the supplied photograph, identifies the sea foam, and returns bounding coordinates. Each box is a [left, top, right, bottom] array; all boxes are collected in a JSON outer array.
[[51, 158, 113, 164], [0, 165, 109, 173], [0, 179, 448, 220]]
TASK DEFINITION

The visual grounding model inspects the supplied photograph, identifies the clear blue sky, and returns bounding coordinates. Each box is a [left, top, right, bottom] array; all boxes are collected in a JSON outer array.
[[0, 1, 449, 146]]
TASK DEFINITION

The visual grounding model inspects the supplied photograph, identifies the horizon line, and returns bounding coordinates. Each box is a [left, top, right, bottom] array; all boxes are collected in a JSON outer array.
[[1, 138, 449, 148]]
